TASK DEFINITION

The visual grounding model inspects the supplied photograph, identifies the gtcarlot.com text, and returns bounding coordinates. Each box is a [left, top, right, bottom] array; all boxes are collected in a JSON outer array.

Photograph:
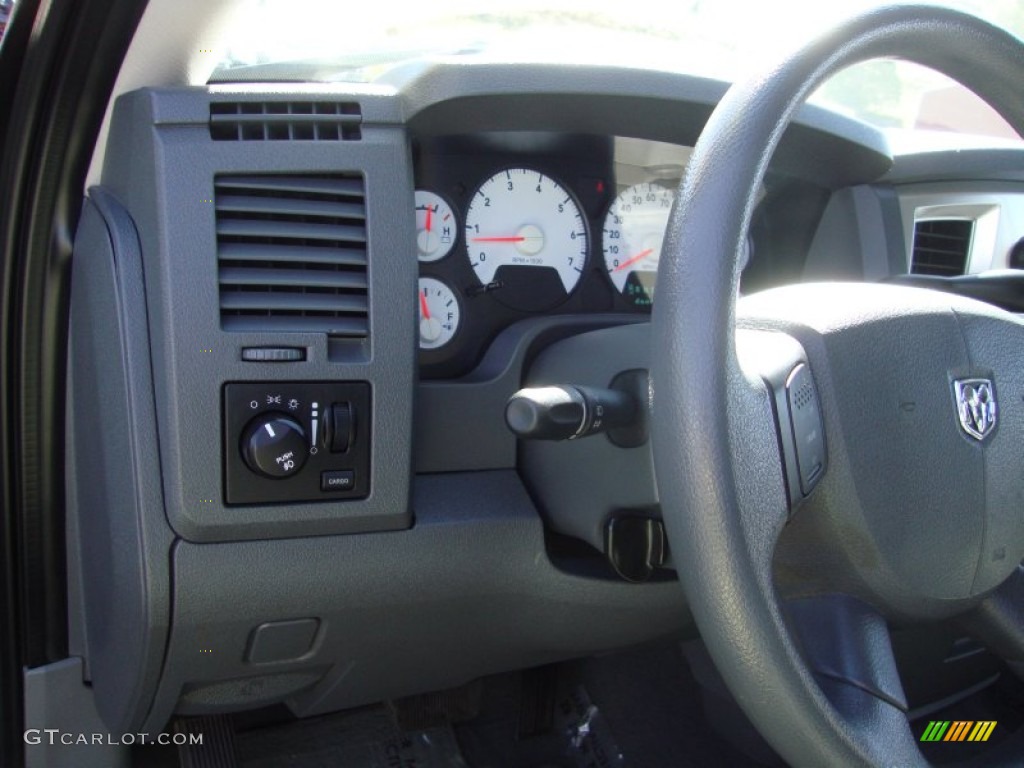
[[24, 729, 203, 747]]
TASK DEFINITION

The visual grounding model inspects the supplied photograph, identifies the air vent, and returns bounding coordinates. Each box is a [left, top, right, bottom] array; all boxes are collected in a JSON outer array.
[[210, 101, 362, 141], [911, 219, 974, 276], [216, 174, 368, 336]]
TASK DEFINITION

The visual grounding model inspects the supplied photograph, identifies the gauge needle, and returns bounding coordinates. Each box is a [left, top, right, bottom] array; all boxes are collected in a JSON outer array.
[[425, 206, 433, 233], [614, 248, 654, 272], [419, 290, 431, 319], [471, 236, 527, 243]]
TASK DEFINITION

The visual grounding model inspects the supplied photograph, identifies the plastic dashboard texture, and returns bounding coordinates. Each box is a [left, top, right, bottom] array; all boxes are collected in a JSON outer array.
[[65, 64, 894, 734], [88, 66, 891, 545], [139, 472, 690, 731], [396, 63, 891, 188], [96, 86, 416, 542]]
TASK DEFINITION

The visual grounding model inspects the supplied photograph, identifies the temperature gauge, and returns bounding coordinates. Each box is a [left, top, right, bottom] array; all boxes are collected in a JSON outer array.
[[418, 276, 461, 350], [416, 190, 458, 262]]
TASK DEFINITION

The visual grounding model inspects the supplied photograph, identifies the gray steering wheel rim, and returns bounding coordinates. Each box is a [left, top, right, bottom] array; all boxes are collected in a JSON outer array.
[[650, 6, 1024, 767]]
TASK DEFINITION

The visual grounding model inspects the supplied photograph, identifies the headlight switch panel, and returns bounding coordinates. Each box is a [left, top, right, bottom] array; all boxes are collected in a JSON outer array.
[[223, 381, 371, 505]]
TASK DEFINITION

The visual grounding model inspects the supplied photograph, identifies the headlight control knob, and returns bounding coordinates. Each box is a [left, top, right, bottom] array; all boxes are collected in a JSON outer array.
[[241, 413, 308, 479]]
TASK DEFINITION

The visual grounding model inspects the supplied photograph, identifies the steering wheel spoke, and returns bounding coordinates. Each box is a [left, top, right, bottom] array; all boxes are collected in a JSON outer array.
[[786, 595, 907, 714], [786, 594, 918, 753]]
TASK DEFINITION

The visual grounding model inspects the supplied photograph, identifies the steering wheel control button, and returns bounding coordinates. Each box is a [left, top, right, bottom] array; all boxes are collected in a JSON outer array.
[[241, 347, 306, 363], [223, 381, 371, 505], [505, 384, 637, 441], [242, 414, 308, 479], [328, 402, 354, 453], [321, 470, 355, 492], [785, 364, 826, 496]]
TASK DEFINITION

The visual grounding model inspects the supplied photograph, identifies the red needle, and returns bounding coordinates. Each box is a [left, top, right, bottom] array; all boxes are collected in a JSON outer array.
[[419, 290, 431, 320], [472, 236, 526, 243], [425, 205, 433, 233], [614, 248, 654, 272]]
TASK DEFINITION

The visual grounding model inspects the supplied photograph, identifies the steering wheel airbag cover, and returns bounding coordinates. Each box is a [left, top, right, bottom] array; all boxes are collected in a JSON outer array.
[[741, 282, 1024, 604]]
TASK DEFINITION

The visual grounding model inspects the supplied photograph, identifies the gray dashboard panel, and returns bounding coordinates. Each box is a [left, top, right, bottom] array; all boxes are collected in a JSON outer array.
[[67, 68, 902, 731], [67, 196, 173, 733], [98, 87, 417, 542], [894, 180, 1024, 274], [519, 323, 658, 553], [802, 185, 907, 282], [394, 63, 892, 188], [141, 472, 691, 731], [885, 148, 1024, 184], [415, 315, 644, 473]]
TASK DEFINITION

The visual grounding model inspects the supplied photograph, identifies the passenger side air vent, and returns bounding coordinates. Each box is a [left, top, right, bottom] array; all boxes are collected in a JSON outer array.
[[210, 101, 362, 141], [216, 174, 369, 337], [911, 219, 973, 276]]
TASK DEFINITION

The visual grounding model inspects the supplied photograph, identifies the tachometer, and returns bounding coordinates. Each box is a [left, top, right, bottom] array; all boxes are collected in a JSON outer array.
[[602, 182, 675, 307], [465, 168, 588, 312]]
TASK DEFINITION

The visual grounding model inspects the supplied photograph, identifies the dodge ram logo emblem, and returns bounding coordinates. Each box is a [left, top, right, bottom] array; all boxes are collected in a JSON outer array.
[[954, 378, 997, 441]]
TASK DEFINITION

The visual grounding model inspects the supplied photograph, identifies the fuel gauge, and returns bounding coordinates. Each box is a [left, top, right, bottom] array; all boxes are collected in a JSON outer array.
[[418, 277, 461, 350]]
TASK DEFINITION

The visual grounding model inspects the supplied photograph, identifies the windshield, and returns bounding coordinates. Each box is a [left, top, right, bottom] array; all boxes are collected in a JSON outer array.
[[212, 0, 1024, 145]]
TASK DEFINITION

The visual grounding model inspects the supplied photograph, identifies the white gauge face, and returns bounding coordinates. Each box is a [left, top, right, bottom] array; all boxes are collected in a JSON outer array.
[[415, 190, 458, 263], [464, 169, 588, 303], [602, 182, 675, 307], [418, 276, 461, 350]]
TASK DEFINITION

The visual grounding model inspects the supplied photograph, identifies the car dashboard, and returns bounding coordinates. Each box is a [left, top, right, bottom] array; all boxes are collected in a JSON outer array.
[[63, 59, 1022, 742], [414, 132, 679, 378]]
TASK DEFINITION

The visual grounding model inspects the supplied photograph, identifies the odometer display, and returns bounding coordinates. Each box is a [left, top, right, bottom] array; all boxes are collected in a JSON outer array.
[[465, 168, 588, 312], [602, 182, 675, 307]]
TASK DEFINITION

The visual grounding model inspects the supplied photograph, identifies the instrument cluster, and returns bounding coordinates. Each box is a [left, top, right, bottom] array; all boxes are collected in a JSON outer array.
[[414, 132, 691, 378]]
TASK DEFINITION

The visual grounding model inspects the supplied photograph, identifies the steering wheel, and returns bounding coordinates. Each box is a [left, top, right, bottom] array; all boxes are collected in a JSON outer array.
[[651, 6, 1024, 767]]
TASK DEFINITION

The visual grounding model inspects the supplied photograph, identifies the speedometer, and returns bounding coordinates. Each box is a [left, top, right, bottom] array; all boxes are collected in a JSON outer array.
[[465, 168, 588, 312], [602, 182, 675, 308]]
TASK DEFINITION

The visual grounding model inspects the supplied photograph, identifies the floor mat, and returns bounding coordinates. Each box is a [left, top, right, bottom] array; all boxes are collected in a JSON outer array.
[[211, 642, 1024, 768], [230, 643, 774, 768], [235, 706, 468, 768], [456, 644, 769, 768]]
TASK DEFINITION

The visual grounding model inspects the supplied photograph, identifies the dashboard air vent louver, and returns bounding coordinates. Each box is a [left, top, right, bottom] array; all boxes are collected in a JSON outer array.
[[216, 174, 369, 337], [911, 219, 973, 276], [209, 101, 362, 141]]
